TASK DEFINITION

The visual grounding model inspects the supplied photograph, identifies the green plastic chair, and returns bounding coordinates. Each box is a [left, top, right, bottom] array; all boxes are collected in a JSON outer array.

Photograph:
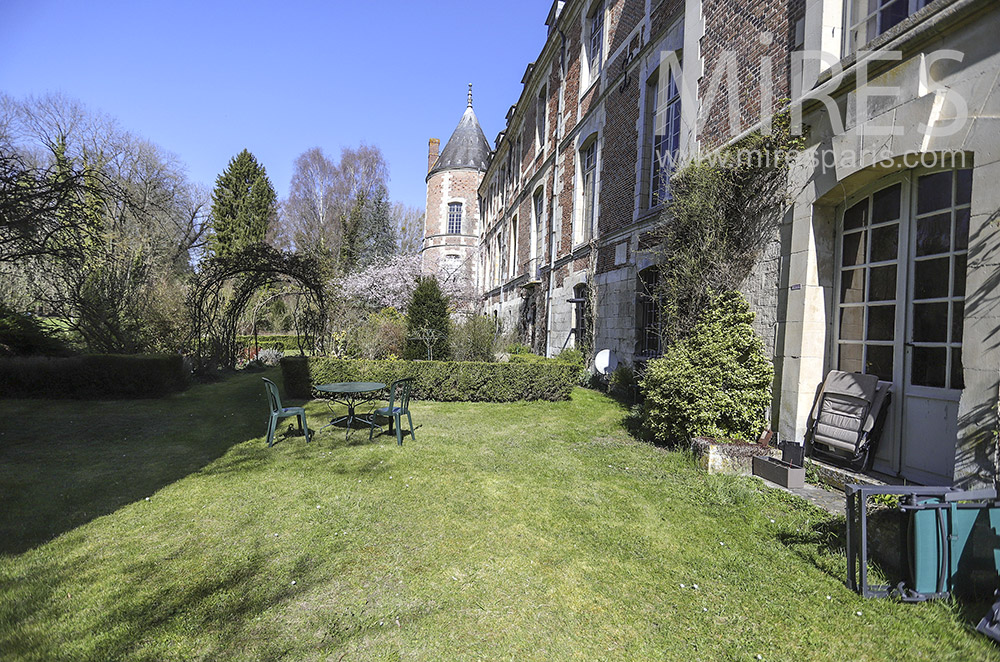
[[262, 378, 310, 447], [369, 378, 415, 445]]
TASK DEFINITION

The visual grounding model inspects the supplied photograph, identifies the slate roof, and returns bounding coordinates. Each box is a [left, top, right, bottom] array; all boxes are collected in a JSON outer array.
[[428, 104, 491, 178]]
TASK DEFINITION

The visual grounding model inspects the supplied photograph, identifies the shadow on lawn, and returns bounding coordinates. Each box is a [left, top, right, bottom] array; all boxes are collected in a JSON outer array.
[[775, 515, 849, 582], [0, 369, 297, 556]]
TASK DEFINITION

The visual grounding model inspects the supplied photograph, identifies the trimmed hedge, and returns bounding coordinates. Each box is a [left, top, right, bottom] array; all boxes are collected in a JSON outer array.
[[280, 356, 577, 402], [0, 354, 189, 399], [236, 335, 307, 351]]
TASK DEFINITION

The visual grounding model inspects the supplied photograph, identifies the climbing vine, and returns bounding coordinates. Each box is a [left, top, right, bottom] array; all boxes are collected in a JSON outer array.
[[654, 113, 803, 345]]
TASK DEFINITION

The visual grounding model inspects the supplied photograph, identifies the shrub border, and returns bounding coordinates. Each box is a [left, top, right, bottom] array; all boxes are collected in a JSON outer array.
[[280, 356, 577, 402]]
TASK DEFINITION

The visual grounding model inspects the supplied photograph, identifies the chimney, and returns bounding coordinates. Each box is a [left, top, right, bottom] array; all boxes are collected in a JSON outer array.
[[428, 138, 440, 173]]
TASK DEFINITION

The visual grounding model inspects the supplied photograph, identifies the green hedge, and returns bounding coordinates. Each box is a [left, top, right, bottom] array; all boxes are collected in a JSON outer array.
[[0, 354, 189, 399], [280, 356, 577, 402], [236, 335, 307, 351]]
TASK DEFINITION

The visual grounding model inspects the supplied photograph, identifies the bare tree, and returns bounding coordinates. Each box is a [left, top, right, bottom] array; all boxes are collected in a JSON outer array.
[[281, 147, 341, 257], [394, 203, 424, 255], [1, 93, 206, 351]]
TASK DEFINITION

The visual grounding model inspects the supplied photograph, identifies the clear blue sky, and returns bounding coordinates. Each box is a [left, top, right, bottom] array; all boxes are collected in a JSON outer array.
[[0, 0, 550, 211]]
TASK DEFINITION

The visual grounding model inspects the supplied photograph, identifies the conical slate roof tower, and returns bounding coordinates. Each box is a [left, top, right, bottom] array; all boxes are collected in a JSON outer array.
[[427, 86, 491, 178], [422, 85, 489, 308]]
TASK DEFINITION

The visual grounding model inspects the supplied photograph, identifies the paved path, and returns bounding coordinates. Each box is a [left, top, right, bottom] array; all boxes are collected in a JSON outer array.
[[756, 476, 847, 515]]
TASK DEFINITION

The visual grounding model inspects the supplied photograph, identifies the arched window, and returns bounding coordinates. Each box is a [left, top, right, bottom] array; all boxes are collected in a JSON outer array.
[[448, 202, 463, 234]]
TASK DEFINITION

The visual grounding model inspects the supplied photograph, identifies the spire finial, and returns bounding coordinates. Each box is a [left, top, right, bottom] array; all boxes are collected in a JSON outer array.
[[467, 83, 473, 108]]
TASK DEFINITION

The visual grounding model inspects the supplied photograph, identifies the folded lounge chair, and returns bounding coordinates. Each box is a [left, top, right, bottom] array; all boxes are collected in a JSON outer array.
[[806, 370, 892, 472]]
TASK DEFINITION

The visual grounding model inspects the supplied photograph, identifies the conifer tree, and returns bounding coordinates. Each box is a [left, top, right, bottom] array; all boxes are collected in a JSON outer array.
[[404, 276, 450, 360], [209, 149, 276, 257]]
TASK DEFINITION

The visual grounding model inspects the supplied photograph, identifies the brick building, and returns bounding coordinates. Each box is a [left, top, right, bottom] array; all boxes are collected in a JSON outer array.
[[423, 0, 1000, 487]]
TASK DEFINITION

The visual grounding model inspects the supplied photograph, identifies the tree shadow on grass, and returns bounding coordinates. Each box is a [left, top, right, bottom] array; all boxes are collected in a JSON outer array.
[[0, 369, 301, 556]]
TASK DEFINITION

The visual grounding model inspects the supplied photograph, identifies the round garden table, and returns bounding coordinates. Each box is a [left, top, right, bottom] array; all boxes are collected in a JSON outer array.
[[314, 381, 385, 441]]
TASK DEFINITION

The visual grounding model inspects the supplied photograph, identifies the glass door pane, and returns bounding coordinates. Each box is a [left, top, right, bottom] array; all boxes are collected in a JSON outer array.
[[908, 169, 971, 390], [836, 182, 902, 382]]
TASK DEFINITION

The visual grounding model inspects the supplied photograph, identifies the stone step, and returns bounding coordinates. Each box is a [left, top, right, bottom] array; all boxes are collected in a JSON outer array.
[[805, 457, 904, 492], [755, 458, 903, 516]]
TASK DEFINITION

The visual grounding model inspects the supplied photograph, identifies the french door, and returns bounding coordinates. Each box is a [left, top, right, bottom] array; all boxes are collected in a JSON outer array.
[[835, 167, 972, 484]]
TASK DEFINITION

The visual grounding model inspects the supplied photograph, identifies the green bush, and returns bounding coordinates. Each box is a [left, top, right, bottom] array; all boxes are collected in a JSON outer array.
[[608, 363, 637, 399], [640, 291, 773, 445], [404, 277, 450, 360], [0, 354, 189, 399], [0, 305, 71, 357], [348, 308, 407, 360], [508, 349, 585, 365], [451, 315, 498, 362], [554, 348, 585, 366], [280, 356, 577, 402]]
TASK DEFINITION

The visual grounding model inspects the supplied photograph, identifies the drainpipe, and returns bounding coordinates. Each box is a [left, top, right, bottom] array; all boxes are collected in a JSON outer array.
[[546, 167, 558, 358]]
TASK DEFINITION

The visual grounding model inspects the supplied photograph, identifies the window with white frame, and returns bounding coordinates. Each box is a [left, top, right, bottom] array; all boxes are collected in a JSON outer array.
[[648, 65, 681, 207], [577, 139, 598, 244], [845, 0, 930, 54], [447, 202, 462, 234], [588, 2, 605, 79]]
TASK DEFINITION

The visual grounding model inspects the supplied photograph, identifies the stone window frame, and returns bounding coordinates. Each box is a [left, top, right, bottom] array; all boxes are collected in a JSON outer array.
[[536, 85, 548, 153], [441, 252, 462, 278], [644, 60, 682, 209], [447, 201, 463, 234], [576, 132, 600, 246], [583, 0, 606, 88], [531, 186, 546, 279]]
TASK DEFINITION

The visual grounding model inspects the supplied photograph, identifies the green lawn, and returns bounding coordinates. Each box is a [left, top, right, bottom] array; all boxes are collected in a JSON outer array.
[[0, 370, 996, 661]]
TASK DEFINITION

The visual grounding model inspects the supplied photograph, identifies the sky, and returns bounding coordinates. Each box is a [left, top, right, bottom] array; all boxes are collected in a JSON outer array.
[[0, 0, 551, 212]]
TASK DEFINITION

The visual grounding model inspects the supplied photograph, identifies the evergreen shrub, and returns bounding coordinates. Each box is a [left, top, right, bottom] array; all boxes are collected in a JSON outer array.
[[404, 277, 450, 360], [640, 291, 773, 445], [0, 306, 71, 357]]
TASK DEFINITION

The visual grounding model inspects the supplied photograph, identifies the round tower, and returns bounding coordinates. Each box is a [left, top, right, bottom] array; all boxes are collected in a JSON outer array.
[[423, 84, 490, 308]]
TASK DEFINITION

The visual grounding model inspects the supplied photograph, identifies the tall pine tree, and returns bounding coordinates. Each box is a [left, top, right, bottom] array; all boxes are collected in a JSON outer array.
[[209, 149, 276, 257]]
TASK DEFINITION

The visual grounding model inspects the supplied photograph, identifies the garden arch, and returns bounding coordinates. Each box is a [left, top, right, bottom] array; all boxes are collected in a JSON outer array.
[[189, 245, 327, 371]]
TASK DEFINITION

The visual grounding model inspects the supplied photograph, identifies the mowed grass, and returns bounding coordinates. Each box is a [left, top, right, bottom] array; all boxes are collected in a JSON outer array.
[[0, 370, 996, 661]]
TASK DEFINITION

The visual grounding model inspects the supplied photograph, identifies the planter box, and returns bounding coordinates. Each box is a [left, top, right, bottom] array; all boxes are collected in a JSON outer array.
[[691, 436, 773, 476], [752, 455, 806, 489]]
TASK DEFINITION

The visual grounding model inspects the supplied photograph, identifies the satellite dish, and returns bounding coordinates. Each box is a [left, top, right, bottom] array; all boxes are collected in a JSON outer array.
[[595, 349, 618, 376]]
